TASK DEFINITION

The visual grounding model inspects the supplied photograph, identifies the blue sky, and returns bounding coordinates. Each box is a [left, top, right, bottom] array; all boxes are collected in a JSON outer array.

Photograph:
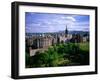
[[25, 12, 89, 33]]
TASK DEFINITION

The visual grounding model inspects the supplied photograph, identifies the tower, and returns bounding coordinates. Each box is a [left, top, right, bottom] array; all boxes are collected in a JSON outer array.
[[65, 25, 68, 37]]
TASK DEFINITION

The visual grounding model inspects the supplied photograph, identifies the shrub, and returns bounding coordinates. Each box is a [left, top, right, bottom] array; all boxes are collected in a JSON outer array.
[[25, 42, 89, 68]]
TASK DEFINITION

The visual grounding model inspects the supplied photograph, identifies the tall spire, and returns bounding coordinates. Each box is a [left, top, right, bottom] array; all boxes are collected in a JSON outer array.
[[65, 25, 68, 35]]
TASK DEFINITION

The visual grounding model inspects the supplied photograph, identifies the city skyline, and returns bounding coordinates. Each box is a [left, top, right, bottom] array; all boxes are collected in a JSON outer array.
[[25, 12, 90, 33]]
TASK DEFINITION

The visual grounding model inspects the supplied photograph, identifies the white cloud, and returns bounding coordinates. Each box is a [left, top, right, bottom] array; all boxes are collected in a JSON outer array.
[[66, 16, 76, 21], [27, 23, 41, 27], [61, 16, 76, 22]]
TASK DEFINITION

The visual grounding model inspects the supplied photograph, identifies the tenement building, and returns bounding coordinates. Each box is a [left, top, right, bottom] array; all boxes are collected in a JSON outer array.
[[26, 25, 89, 56]]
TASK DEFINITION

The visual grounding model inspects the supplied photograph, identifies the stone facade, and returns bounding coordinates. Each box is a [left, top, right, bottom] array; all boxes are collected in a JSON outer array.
[[26, 26, 89, 56]]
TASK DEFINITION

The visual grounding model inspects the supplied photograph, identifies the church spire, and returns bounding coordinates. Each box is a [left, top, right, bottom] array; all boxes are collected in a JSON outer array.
[[65, 25, 68, 35]]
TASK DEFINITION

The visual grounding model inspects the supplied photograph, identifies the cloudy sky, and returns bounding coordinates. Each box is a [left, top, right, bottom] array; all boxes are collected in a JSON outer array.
[[25, 12, 89, 33]]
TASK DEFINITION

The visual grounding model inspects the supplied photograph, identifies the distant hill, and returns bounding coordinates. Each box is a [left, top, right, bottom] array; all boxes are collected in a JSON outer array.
[[68, 31, 89, 35], [26, 30, 89, 37]]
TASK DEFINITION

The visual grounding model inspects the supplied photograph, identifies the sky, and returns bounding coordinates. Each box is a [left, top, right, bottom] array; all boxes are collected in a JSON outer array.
[[25, 12, 90, 33]]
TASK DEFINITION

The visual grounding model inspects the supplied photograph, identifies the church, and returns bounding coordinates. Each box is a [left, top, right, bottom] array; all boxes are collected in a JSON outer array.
[[26, 25, 73, 56]]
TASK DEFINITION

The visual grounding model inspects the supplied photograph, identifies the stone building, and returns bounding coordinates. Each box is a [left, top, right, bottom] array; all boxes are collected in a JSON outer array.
[[26, 25, 71, 50], [26, 25, 89, 56], [36, 36, 53, 48]]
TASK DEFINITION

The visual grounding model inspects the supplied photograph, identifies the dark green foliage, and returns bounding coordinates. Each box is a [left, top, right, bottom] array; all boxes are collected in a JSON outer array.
[[26, 42, 89, 68]]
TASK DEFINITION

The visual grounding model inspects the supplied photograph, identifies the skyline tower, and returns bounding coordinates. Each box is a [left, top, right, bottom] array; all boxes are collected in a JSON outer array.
[[65, 25, 68, 37]]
